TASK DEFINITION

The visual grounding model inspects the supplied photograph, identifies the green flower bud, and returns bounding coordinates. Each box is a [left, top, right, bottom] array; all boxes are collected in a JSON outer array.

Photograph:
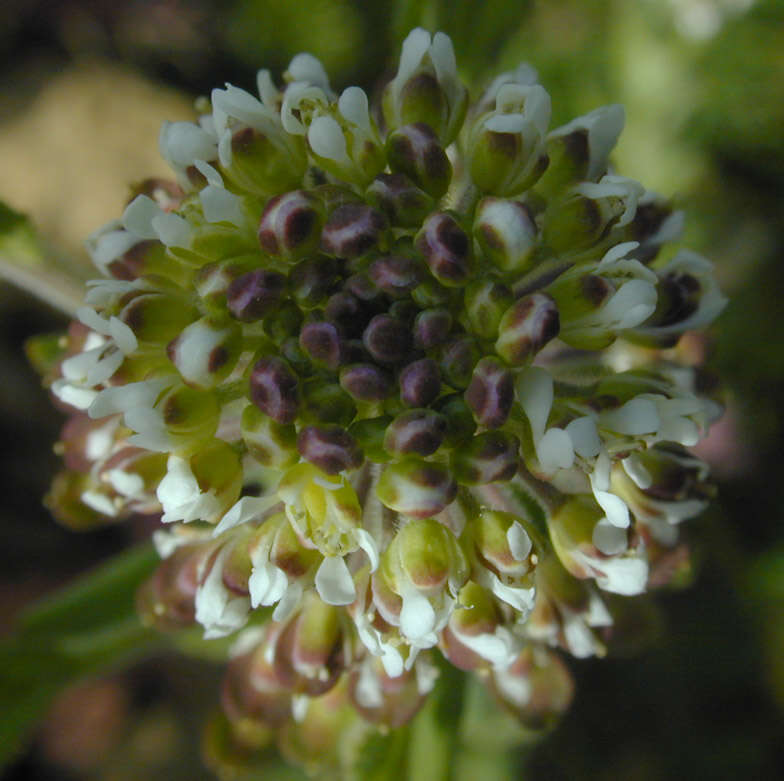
[[386, 123, 452, 199], [473, 197, 538, 274], [450, 431, 520, 485], [384, 409, 447, 457], [366, 173, 435, 228], [376, 458, 457, 518], [495, 293, 560, 366], [241, 404, 298, 468], [166, 317, 241, 389], [415, 212, 473, 287], [463, 278, 514, 340]]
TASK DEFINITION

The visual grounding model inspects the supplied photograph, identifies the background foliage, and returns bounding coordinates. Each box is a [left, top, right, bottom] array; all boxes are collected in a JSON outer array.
[[1, 0, 783, 778]]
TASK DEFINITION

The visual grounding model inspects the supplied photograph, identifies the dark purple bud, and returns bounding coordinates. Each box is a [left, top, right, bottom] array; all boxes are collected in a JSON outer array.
[[194, 257, 254, 312], [321, 203, 387, 259], [226, 269, 286, 322], [399, 358, 441, 407], [384, 409, 447, 456], [340, 363, 392, 402], [440, 336, 482, 389], [280, 336, 312, 374], [345, 272, 381, 302], [413, 308, 452, 350], [385, 123, 452, 199], [299, 320, 343, 370], [341, 339, 370, 365], [297, 426, 363, 474], [258, 190, 324, 261], [363, 314, 412, 365], [366, 173, 434, 228], [369, 254, 424, 298], [290, 256, 339, 309], [495, 293, 560, 365], [249, 357, 299, 424], [451, 431, 520, 485], [415, 212, 472, 287], [465, 357, 514, 428], [325, 291, 367, 338]]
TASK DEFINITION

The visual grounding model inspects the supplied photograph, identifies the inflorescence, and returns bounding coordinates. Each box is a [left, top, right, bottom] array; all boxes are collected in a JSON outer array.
[[43, 27, 725, 761]]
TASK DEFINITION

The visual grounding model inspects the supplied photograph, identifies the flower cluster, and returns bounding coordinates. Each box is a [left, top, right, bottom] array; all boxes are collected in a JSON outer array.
[[44, 27, 724, 762]]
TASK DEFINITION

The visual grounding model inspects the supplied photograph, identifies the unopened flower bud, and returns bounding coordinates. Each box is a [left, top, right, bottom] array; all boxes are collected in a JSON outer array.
[[474, 197, 538, 274], [299, 380, 356, 428], [451, 431, 520, 485], [167, 317, 241, 389], [384, 409, 447, 457], [241, 404, 298, 468], [463, 278, 514, 340], [465, 357, 514, 428], [195, 256, 257, 313], [362, 314, 412, 365], [488, 646, 574, 729], [348, 416, 392, 463], [495, 293, 559, 366], [399, 358, 441, 407], [249, 356, 300, 424], [119, 293, 198, 345], [386, 123, 452, 199], [440, 336, 482, 389], [258, 190, 325, 261], [415, 212, 472, 287], [366, 173, 434, 228], [298, 320, 343, 371], [413, 308, 452, 350], [225, 269, 286, 323], [376, 458, 457, 517], [368, 253, 425, 298], [382, 28, 468, 146], [289, 256, 339, 309], [435, 393, 477, 446], [320, 203, 387, 259], [222, 125, 306, 195], [338, 363, 391, 403], [297, 425, 364, 474]]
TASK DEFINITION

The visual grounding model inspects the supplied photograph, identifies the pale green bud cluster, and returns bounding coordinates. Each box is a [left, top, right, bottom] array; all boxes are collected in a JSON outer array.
[[42, 27, 725, 768]]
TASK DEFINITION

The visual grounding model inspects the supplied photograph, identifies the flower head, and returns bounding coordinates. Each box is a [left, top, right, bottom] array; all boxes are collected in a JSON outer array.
[[43, 27, 725, 771]]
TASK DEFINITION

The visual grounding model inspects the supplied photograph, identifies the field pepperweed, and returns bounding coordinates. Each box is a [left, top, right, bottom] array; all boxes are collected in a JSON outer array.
[[45, 28, 725, 762]]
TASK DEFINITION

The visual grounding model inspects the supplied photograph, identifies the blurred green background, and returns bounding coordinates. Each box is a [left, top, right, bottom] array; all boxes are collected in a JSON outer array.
[[0, 0, 783, 778]]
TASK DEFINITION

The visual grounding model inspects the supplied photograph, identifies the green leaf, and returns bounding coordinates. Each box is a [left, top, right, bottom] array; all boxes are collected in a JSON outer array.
[[0, 199, 84, 315], [0, 544, 164, 767]]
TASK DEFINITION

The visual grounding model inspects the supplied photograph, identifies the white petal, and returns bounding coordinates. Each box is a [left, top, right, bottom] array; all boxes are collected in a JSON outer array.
[[566, 416, 601, 459], [490, 576, 536, 614], [151, 213, 191, 248], [287, 53, 330, 90], [355, 528, 379, 572], [315, 555, 356, 605], [507, 521, 532, 561], [593, 488, 630, 529], [396, 28, 432, 90], [399, 588, 436, 642], [213, 495, 278, 537], [308, 115, 350, 164], [248, 562, 288, 608], [338, 86, 370, 131], [601, 397, 660, 436], [516, 367, 553, 443], [592, 517, 628, 555], [193, 159, 223, 186], [108, 316, 138, 354], [595, 556, 649, 596], [622, 454, 652, 489], [200, 185, 244, 226], [536, 427, 574, 472], [485, 113, 527, 133], [123, 195, 161, 239]]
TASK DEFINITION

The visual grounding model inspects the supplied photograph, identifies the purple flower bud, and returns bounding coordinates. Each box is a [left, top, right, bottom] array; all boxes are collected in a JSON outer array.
[[465, 357, 515, 428], [345, 272, 381, 302], [440, 336, 482, 389], [289, 256, 339, 309], [399, 358, 441, 407], [415, 212, 472, 287], [325, 291, 368, 338], [384, 409, 447, 456], [299, 320, 343, 370], [366, 172, 435, 228], [369, 254, 425, 298], [385, 123, 452, 198], [376, 458, 457, 518], [226, 269, 286, 322], [413, 308, 453, 350], [474, 197, 538, 274], [258, 190, 325, 261], [495, 293, 560, 365], [320, 203, 387, 259], [451, 431, 520, 484], [340, 363, 392, 402], [297, 425, 364, 474], [363, 314, 412, 365], [249, 356, 300, 424]]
